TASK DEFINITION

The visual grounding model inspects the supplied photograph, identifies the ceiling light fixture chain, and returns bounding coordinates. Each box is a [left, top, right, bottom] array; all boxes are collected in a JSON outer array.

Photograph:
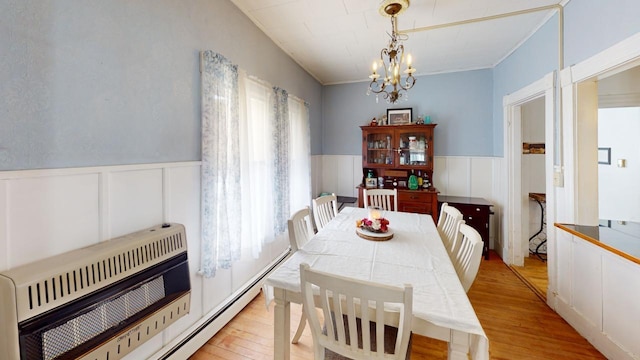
[[367, 0, 416, 104]]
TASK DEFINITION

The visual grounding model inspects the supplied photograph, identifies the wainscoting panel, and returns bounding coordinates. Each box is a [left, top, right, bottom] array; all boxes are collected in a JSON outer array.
[[555, 228, 572, 305], [437, 157, 471, 196], [6, 173, 101, 268], [162, 165, 204, 342], [470, 157, 494, 197], [572, 239, 603, 329], [108, 168, 164, 238], [337, 156, 360, 197], [320, 155, 361, 198], [602, 253, 640, 357], [433, 157, 449, 194], [311, 155, 323, 199]]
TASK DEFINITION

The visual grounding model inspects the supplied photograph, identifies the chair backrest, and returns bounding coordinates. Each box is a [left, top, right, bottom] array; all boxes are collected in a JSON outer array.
[[363, 188, 398, 211], [312, 193, 339, 231], [299, 263, 413, 360], [450, 223, 484, 292], [437, 202, 464, 251], [288, 207, 315, 252]]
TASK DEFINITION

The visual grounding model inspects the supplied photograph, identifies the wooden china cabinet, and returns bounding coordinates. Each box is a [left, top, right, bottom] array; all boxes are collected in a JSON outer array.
[[357, 124, 439, 221]]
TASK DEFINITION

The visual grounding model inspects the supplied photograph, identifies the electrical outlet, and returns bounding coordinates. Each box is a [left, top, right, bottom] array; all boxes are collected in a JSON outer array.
[[554, 170, 564, 187]]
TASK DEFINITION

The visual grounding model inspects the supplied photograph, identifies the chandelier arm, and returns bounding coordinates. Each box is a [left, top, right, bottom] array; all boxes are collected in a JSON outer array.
[[367, 1, 415, 104], [368, 79, 387, 94], [398, 75, 416, 91]]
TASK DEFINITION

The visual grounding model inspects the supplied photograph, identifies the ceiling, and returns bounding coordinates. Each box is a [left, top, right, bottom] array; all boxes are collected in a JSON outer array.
[[230, 0, 565, 85]]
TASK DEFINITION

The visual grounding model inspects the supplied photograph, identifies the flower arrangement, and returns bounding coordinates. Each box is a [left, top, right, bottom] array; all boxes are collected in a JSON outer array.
[[356, 217, 390, 233]]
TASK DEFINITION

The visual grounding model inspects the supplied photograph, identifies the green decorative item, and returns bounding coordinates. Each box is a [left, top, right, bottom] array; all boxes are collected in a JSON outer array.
[[408, 175, 419, 190]]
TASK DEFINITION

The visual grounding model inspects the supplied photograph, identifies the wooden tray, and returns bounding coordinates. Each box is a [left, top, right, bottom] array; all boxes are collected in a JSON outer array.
[[356, 228, 394, 241]]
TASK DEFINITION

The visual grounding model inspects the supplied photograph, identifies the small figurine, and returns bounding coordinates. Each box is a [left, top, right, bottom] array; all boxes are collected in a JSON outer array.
[[370, 117, 378, 126]]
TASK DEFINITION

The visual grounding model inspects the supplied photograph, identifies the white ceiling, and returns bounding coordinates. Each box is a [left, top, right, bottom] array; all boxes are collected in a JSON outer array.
[[230, 0, 565, 85]]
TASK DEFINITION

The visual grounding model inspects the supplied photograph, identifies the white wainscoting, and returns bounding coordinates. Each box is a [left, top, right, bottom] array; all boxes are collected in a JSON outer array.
[[0, 162, 290, 359], [1, 157, 505, 358], [311, 155, 504, 250], [555, 229, 640, 360]]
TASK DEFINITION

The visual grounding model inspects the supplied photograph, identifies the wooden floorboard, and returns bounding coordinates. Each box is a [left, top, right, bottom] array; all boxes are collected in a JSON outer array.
[[510, 254, 549, 302], [190, 251, 605, 359]]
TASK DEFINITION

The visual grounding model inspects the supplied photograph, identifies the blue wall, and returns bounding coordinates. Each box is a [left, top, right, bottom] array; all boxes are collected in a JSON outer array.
[[492, 14, 559, 156], [322, 69, 493, 157], [3, 0, 640, 168], [492, 0, 640, 156], [564, 0, 640, 67], [325, 0, 640, 158], [0, 0, 323, 170]]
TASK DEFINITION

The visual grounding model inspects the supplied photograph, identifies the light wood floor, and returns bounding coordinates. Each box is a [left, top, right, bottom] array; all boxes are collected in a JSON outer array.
[[510, 254, 549, 302], [190, 251, 605, 360]]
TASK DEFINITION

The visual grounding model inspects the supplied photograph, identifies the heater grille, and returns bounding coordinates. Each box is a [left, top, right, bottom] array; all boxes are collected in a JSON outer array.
[[0, 223, 191, 360], [23, 232, 184, 319], [38, 276, 165, 360]]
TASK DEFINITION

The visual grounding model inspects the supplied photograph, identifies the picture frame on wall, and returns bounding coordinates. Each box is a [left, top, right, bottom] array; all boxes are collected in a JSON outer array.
[[387, 108, 412, 125], [598, 147, 611, 164]]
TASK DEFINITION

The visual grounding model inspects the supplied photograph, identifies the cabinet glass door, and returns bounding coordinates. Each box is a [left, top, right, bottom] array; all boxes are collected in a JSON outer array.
[[365, 131, 394, 166], [397, 130, 429, 167]]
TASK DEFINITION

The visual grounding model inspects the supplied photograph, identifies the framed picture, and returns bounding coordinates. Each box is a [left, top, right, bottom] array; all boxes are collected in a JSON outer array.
[[365, 178, 378, 188], [387, 108, 412, 125], [598, 147, 611, 164]]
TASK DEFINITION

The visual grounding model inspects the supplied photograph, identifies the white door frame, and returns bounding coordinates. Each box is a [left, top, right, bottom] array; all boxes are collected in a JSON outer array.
[[503, 72, 556, 268], [559, 32, 640, 226]]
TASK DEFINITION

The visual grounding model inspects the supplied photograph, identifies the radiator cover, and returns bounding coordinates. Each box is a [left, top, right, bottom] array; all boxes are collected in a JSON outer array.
[[0, 223, 191, 360]]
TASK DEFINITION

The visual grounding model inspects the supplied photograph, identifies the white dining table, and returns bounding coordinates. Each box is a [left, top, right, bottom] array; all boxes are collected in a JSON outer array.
[[264, 207, 489, 360]]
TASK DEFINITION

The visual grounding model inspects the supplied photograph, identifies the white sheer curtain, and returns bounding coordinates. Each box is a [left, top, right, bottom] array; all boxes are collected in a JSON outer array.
[[200, 51, 241, 278], [201, 53, 311, 276], [288, 96, 312, 212], [239, 75, 278, 257]]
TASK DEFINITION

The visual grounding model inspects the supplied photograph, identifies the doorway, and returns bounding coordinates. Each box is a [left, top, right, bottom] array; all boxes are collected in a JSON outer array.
[[503, 72, 555, 302], [514, 97, 549, 299]]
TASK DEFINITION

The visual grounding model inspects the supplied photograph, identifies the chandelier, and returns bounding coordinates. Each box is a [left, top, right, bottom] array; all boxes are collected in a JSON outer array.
[[367, 0, 416, 103]]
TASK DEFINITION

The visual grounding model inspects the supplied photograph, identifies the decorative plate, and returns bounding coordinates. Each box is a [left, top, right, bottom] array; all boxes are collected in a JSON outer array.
[[356, 227, 394, 241]]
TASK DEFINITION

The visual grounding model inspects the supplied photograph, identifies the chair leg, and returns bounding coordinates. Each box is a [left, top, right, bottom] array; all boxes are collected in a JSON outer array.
[[292, 312, 307, 344]]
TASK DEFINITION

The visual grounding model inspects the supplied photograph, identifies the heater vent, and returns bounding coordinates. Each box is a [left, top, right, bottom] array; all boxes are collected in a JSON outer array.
[[25, 232, 183, 314], [0, 223, 191, 360], [41, 276, 166, 360]]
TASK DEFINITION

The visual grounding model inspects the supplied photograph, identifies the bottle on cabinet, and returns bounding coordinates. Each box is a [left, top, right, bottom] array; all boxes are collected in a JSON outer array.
[[408, 170, 418, 190], [422, 173, 430, 188]]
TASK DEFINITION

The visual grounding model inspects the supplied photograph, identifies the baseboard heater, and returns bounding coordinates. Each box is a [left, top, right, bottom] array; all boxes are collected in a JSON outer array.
[[0, 223, 191, 360]]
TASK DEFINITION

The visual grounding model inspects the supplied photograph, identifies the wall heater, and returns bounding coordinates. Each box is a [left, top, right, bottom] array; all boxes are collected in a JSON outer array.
[[0, 223, 191, 360]]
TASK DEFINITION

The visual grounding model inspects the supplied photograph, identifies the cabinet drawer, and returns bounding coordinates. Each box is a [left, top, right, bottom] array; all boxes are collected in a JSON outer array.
[[399, 202, 431, 214], [398, 191, 434, 202], [454, 203, 490, 217], [464, 216, 487, 232]]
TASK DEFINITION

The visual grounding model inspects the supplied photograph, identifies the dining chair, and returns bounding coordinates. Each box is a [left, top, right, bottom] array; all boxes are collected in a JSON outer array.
[[299, 263, 413, 360], [287, 207, 315, 343], [313, 193, 339, 231], [363, 188, 398, 212], [450, 223, 484, 292], [288, 206, 315, 252], [437, 202, 464, 252]]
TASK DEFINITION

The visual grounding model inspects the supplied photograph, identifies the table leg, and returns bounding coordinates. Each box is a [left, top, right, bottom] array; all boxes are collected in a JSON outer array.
[[273, 288, 290, 360], [448, 330, 470, 360]]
